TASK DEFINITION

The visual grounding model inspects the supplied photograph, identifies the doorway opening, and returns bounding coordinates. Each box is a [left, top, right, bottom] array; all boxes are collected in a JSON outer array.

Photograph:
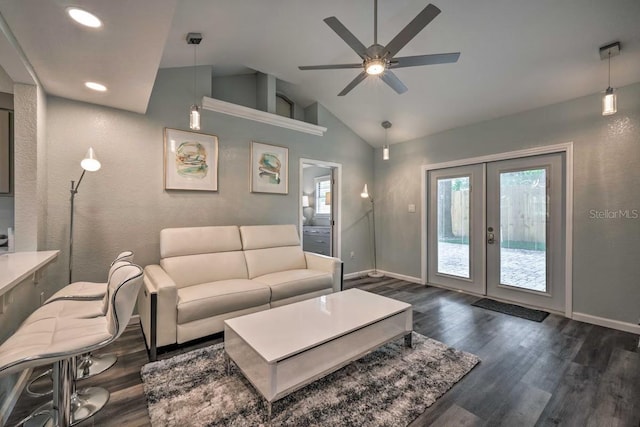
[[421, 143, 573, 316], [299, 158, 342, 259]]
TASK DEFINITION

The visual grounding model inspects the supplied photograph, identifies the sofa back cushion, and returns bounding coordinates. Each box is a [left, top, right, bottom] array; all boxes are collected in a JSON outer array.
[[240, 225, 306, 278], [160, 226, 248, 288], [161, 252, 248, 288], [161, 226, 242, 258]]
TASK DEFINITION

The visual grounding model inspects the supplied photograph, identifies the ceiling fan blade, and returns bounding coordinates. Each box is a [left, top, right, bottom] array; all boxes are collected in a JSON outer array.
[[324, 16, 368, 59], [299, 63, 363, 70], [380, 70, 408, 94], [390, 52, 460, 68], [338, 71, 368, 96], [383, 4, 441, 58]]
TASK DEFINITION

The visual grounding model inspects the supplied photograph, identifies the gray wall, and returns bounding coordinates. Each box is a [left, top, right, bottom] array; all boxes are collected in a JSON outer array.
[[374, 82, 640, 324], [43, 66, 373, 294]]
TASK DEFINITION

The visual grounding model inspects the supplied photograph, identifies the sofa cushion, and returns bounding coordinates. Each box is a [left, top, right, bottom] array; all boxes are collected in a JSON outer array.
[[240, 224, 300, 250], [161, 226, 241, 258], [244, 246, 306, 279], [161, 251, 248, 288], [254, 269, 332, 302], [177, 279, 271, 324]]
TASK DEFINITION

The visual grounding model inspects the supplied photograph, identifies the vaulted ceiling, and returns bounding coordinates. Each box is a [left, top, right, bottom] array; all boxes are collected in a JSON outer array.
[[1, 0, 639, 146]]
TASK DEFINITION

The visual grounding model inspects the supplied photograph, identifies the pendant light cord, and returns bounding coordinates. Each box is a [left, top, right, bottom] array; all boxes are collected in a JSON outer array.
[[193, 43, 197, 105], [607, 50, 611, 89]]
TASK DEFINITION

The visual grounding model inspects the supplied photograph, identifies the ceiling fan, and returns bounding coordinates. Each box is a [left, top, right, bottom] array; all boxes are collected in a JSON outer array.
[[299, 0, 460, 96]]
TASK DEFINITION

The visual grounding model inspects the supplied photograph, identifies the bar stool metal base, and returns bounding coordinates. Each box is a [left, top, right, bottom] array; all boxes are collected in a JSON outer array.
[[76, 353, 117, 380], [20, 386, 109, 427]]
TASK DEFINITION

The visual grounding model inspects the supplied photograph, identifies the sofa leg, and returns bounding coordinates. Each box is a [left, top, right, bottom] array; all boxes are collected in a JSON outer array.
[[150, 293, 157, 362]]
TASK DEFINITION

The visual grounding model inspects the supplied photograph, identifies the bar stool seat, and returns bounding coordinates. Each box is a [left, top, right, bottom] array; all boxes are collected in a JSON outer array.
[[0, 263, 143, 427], [45, 251, 134, 303]]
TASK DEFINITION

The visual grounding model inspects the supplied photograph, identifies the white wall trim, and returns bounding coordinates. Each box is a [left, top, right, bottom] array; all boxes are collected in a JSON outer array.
[[344, 269, 422, 284], [299, 158, 342, 260], [377, 270, 423, 284], [202, 97, 327, 136], [572, 312, 640, 335], [420, 142, 574, 316], [344, 270, 373, 280], [0, 369, 31, 426]]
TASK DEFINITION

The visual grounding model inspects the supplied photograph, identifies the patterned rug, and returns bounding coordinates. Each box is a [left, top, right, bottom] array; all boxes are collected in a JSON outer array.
[[141, 332, 480, 426]]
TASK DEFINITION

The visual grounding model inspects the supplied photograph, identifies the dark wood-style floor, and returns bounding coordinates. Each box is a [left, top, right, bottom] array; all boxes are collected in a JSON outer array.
[[8, 277, 640, 426]]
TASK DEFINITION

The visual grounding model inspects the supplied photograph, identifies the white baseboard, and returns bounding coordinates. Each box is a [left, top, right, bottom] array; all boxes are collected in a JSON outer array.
[[344, 269, 423, 285], [344, 270, 373, 280], [377, 270, 424, 285], [0, 369, 32, 426], [572, 312, 640, 335]]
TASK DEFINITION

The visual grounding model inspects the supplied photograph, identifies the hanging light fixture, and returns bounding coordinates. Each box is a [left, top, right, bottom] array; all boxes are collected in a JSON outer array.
[[599, 41, 620, 116], [381, 120, 391, 160], [187, 32, 203, 130]]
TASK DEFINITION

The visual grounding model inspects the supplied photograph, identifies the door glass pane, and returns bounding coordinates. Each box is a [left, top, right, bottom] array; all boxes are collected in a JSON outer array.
[[499, 169, 547, 291], [437, 177, 470, 278]]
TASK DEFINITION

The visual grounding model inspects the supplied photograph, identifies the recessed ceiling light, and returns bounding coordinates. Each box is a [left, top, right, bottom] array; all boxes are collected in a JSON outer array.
[[84, 82, 107, 92], [67, 7, 102, 28]]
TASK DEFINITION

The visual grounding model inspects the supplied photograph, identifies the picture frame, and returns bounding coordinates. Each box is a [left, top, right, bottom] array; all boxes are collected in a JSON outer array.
[[164, 128, 218, 191], [250, 141, 288, 194]]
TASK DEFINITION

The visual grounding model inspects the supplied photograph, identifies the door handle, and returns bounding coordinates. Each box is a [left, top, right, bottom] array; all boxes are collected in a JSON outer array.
[[487, 227, 495, 244]]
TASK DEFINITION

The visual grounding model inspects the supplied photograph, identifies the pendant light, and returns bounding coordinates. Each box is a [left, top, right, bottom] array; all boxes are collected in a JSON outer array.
[[187, 32, 203, 130], [599, 42, 620, 116], [381, 120, 391, 160]]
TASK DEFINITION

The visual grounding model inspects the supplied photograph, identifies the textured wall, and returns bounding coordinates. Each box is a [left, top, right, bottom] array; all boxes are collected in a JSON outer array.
[[44, 66, 373, 293], [375, 83, 640, 324], [12, 84, 37, 251]]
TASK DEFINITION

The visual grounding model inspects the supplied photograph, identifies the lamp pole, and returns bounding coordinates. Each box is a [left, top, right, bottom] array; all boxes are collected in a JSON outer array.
[[69, 170, 86, 284], [362, 184, 384, 278], [68, 147, 101, 284]]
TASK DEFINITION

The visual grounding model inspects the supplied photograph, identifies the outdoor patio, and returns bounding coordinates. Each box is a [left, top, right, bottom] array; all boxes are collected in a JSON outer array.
[[437, 241, 546, 292]]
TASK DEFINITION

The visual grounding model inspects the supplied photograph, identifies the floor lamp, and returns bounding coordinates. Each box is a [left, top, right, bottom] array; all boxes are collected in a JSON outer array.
[[361, 184, 384, 278], [69, 147, 101, 283]]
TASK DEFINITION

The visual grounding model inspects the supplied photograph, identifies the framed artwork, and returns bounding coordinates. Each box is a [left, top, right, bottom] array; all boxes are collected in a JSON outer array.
[[250, 141, 289, 194], [164, 128, 218, 191]]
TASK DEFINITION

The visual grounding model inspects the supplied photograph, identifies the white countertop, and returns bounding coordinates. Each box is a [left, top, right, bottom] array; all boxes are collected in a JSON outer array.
[[225, 288, 411, 363], [0, 251, 60, 296]]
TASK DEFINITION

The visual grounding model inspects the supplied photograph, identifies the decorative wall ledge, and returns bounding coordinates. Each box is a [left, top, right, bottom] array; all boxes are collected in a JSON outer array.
[[202, 97, 327, 136]]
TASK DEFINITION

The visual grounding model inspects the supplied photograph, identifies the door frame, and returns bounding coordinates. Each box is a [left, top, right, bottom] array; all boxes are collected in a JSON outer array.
[[299, 158, 342, 260], [420, 142, 574, 317]]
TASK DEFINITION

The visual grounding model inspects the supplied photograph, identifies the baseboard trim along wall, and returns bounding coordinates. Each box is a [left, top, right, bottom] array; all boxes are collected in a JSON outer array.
[[572, 312, 640, 335], [343, 270, 639, 337], [0, 369, 32, 426], [343, 270, 422, 284]]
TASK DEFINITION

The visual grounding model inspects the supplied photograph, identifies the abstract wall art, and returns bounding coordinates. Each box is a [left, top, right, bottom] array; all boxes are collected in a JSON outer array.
[[250, 141, 288, 194], [164, 128, 218, 191]]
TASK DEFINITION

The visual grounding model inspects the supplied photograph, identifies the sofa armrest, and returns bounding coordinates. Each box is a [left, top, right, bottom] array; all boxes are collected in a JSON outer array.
[[304, 252, 343, 293], [137, 264, 178, 360]]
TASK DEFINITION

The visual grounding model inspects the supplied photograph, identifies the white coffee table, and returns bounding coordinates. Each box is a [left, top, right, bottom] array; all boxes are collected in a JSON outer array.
[[224, 288, 413, 420]]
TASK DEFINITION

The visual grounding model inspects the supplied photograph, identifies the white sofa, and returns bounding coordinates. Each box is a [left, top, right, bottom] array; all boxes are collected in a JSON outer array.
[[137, 224, 342, 360]]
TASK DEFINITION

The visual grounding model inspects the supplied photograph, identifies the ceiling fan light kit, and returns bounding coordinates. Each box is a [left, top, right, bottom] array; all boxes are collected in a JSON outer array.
[[299, 1, 460, 96]]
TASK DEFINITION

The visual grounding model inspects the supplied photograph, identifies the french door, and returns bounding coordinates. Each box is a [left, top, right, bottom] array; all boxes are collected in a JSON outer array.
[[428, 154, 565, 312]]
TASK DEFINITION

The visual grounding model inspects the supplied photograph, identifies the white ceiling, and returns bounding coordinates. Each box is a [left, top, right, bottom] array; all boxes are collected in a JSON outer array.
[[1, 0, 639, 146]]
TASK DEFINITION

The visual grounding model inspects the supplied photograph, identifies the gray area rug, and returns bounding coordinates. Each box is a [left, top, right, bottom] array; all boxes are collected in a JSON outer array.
[[141, 332, 480, 426]]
